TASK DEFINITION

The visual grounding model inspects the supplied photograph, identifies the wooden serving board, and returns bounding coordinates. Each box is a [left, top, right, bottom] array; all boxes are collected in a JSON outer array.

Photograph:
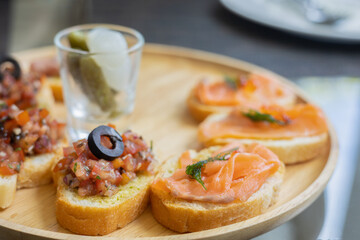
[[0, 44, 338, 240]]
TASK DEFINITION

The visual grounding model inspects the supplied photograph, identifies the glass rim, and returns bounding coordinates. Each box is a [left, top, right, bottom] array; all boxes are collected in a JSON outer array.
[[54, 23, 144, 55]]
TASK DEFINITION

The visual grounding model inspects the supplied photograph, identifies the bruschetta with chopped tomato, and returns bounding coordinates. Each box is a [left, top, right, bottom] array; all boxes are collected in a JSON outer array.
[[52, 125, 157, 235], [0, 103, 66, 208], [0, 56, 55, 110]]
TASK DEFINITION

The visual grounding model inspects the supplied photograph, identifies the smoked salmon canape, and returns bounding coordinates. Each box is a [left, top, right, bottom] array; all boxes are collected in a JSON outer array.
[[198, 104, 329, 164], [0, 103, 66, 209], [151, 142, 285, 233], [187, 73, 297, 121], [52, 125, 158, 236]]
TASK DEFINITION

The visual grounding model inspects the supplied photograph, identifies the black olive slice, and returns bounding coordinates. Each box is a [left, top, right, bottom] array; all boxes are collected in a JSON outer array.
[[0, 56, 22, 81], [87, 125, 124, 161]]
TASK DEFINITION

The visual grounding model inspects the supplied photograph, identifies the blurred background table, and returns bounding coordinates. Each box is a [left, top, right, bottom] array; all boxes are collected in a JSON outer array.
[[1, 0, 359, 239]]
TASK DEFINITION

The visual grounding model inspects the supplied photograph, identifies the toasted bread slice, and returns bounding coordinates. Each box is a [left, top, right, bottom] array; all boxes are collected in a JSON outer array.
[[35, 76, 56, 110], [46, 76, 63, 102], [17, 144, 64, 189], [199, 113, 329, 164], [0, 174, 17, 209], [55, 174, 154, 235], [0, 143, 65, 209], [187, 86, 297, 122], [151, 146, 285, 233]]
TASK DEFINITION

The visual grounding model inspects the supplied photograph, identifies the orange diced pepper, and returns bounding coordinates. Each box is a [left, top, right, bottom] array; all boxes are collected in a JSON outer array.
[[15, 111, 30, 126], [39, 109, 49, 119], [112, 158, 124, 169]]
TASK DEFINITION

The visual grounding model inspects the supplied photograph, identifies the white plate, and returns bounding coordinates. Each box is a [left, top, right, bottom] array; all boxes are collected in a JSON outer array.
[[220, 0, 360, 43]]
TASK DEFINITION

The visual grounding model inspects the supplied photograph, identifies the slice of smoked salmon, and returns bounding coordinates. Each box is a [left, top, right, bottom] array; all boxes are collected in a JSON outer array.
[[198, 104, 328, 143], [195, 74, 294, 108], [152, 143, 282, 203]]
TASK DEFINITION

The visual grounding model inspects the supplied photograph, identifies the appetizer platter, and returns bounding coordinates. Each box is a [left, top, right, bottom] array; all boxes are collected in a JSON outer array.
[[0, 44, 337, 239]]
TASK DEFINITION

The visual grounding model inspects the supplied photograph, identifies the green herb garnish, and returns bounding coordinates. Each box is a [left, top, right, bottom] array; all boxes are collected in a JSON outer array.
[[185, 148, 238, 190], [224, 76, 238, 90], [15, 147, 22, 152], [8, 164, 13, 169], [243, 110, 288, 125], [15, 164, 21, 173], [96, 175, 101, 180], [73, 162, 78, 173], [150, 140, 153, 151]]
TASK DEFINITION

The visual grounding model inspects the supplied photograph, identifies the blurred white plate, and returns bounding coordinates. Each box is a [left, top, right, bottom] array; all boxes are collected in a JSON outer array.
[[220, 0, 360, 43]]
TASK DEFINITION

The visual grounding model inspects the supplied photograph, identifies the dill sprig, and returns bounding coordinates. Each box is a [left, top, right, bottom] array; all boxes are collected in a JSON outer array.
[[185, 148, 238, 190], [243, 110, 289, 125], [224, 76, 238, 90]]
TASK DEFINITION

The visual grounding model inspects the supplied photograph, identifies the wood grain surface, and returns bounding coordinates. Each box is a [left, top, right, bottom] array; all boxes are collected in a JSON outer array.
[[0, 44, 338, 240]]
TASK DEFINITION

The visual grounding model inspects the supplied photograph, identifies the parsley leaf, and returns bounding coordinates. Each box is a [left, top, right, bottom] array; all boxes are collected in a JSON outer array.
[[73, 162, 77, 173], [96, 175, 101, 180], [243, 110, 289, 125]]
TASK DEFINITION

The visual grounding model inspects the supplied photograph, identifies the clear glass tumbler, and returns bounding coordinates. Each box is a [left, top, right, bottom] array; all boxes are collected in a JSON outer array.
[[54, 24, 144, 140]]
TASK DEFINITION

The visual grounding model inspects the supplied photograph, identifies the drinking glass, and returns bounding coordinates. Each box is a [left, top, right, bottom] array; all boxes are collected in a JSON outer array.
[[54, 24, 144, 140]]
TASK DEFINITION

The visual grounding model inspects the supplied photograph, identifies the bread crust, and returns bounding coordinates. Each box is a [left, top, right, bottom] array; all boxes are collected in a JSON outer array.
[[205, 134, 328, 164], [55, 173, 153, 235], [56, 179, 151, 235], [186, 89, 233, 122], [17, 141, 66, 189], [36, 77, 56, 111], [151, 151, 285, 233], [0, 174, 17, 209]]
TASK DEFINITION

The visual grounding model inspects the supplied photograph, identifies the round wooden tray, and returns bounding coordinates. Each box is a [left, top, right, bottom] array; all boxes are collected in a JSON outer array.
[[0, 44, 338, 240]]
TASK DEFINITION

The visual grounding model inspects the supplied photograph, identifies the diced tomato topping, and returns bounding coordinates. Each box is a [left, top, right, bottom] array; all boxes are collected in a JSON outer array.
[[0, 72, 39, 110], [39, 109, 49, 119], [0, 166, 15, 175], [53, 130, 155, 197], [0, 140, 24, 175], [4, 119, 18, 131], [0, 103, 64, 176], [112, 158, 124, 169], [15, 111, 30, 126], [73, 139, 87, 156], [63, 146, 75, 157]]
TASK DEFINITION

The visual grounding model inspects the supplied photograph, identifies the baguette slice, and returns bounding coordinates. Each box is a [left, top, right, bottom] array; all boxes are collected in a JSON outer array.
[[187, 84, 297, 122], [17, 143, 65, 189], [151, 146, 285, 233], [0, 142, 65, 209], [35, 76, 56, 111], [46, 76, 63, 102], [55, 173, 153, 236], [199, 113, 329, 164], [0, 174, 17, 209]]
